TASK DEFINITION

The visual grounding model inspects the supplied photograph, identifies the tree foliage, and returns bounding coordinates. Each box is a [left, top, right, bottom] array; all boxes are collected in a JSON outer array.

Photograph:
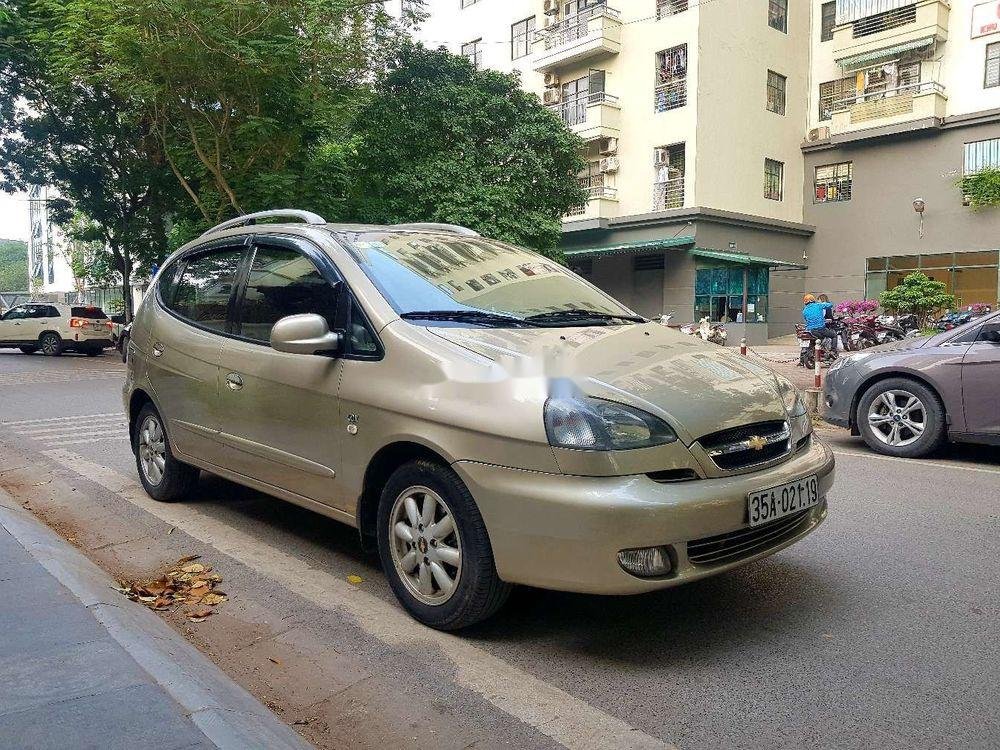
[[959, 167, 1000, 209], [345, 43, 586, 255], [879, 272, 956, 325], [0, 238, 28, 291]]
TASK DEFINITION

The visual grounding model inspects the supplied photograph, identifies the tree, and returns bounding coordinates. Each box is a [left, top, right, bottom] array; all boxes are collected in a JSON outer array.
[[879, 272, 956, 326], [345, 43, 586, 256], [0, 238, 28, 291], [958, 167, 1000, 209], [0, 0, 178, 320]]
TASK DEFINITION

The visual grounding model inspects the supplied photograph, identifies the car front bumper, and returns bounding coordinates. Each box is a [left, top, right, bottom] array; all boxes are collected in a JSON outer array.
[[823, 362, 866, 431], [454, 438, 835, 595]]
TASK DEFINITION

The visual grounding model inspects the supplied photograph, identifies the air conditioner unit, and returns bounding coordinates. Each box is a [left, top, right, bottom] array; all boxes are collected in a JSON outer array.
[[600, 156, 620, 173], [542, 89, 561, 106], [807, 126, 831, 142], [599, 137, 619, 155], [543, 0, 560, 16], [654, 147, 671, 166], [543, 72, 561, 89]]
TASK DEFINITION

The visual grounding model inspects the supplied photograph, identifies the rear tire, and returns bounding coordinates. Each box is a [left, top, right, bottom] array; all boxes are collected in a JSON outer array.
[[377, 460, 511, 630], [39, 332, 63, 357], [18, 346, 36, 355], [133, 403, 199, 502], [119, 334, 129, 364], [857, 378, 946, 458]]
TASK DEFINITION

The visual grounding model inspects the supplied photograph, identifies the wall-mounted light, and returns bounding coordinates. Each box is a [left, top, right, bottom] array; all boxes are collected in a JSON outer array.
[[913, 198, 926, 239]]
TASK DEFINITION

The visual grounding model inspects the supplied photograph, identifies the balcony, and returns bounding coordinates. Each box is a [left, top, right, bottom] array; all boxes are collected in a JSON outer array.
[[653, 178, 685, 211], [832, 0, 949, 65], [533, 6, 622, 72], [549, 92, 621, 141], [653, 79, 688, 113], [565, 184, 619, 223], [830, 80, 947, 131]]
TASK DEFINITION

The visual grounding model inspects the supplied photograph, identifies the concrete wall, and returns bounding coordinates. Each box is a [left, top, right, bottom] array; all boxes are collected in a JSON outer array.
[[802, 118, 1000, 302]]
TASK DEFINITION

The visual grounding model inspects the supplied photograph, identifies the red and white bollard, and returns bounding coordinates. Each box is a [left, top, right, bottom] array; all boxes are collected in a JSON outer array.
[[740, 337, 747, 356], [814, 343, 823, 389]]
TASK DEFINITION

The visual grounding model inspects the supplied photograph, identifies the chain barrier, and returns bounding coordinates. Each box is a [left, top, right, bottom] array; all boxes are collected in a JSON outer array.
[[742, 346, 802, 365]]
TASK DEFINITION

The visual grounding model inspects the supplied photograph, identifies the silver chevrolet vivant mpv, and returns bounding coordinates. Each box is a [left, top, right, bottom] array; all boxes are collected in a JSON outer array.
[[124, 210, 835, 630]]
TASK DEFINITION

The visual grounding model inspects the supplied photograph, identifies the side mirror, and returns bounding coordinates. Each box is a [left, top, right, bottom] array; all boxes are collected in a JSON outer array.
[[979, 323, 1000, 344], [270, 314, 342, 356]]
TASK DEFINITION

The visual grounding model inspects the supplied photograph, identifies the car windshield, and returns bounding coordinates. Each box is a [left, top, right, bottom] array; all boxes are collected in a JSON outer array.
[[343, 231, 638, 325]]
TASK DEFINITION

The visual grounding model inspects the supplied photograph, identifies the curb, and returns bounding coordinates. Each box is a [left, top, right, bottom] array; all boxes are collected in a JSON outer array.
[[0, 487, 314, 750]]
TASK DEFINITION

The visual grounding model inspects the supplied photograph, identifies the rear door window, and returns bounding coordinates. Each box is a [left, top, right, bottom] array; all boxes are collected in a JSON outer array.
[[70, 306, 106, 319], [236, 245, 340, 343], [169, 247, 245, 333]]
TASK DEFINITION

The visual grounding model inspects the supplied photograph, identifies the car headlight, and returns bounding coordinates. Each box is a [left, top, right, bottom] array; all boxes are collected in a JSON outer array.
[[776, 377, 807, 418], [544, 396, 678, 451]]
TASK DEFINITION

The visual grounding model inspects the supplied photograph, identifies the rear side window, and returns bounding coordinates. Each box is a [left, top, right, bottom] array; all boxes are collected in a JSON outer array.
[[70, 306, 105, 319], [236, 245, 339, 343], [169, 247, 244, 333]]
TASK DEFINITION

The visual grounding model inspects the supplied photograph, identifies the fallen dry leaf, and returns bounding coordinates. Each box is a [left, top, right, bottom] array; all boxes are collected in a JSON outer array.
[[268, 657, 281, 666], [176, 554, 201, 564], [181, 563, 205, 574], [346, 575, 363, 585], [201, 592, 227, 606], [187, 608, 214, 623]]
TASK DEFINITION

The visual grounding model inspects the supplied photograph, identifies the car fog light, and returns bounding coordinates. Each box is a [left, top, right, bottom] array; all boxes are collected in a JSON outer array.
[[617, 546, 673, 578]]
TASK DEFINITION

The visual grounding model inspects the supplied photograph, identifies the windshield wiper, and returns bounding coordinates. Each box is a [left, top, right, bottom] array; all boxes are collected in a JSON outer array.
[[524, 309, 646, 325], [400, 310, 540, 328]]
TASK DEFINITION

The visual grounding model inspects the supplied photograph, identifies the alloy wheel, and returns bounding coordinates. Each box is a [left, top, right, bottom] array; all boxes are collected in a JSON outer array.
[[41, 334, 59, 355], [138, 414, 167, 486], [388, 485, 462, 606], [867, 390, 925, 447]]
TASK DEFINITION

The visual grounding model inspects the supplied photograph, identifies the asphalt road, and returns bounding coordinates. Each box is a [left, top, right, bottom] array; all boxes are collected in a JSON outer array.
[[0, 349, 998, 750]]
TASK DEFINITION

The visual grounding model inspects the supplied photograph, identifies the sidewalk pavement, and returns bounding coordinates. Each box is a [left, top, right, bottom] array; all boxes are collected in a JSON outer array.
[[740, 344, 815, 391], [0, 488, 313, 750]]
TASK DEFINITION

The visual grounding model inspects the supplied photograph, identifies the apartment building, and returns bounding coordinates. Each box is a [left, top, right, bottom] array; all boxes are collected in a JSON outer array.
[[395, 0, 1000, 339]]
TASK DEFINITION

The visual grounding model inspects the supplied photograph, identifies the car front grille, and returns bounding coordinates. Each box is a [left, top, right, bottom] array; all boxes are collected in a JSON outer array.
[[698, 420, 791, 471], [686, 509, 812, 566]]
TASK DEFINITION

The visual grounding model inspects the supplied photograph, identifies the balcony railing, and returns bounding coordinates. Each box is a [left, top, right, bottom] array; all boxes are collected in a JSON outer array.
[[549, 92, 620, 127], [537, 6, 621, 51], [567, 182, 616, 217], [653, 178, 684, 211], [654, 79, 687, 112], [851, 3, 916, 37], [656, 0, 689, 18], [832, 80, 944, 123]]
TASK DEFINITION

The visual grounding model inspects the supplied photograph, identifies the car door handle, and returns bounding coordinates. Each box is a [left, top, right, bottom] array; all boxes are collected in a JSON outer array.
[[152, 342, 164, 358], [226, 373, 244, 391]]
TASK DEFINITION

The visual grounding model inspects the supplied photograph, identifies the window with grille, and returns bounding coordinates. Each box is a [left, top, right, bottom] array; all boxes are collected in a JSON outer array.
[[768, 0, 787, 32], [653, 143, 685, 210], [818, 77, 854, 121], [987, 43, 1000, 89], [851, 4, 915, 38], [764, 159, 784, 201], [633, 254, 665, 272], [821, 2, 836, 41], [814, 162, 853, 203], [462, 39, 483, 70], [654, 44, 688, 112], [964, 139, 1000, 175], [656, 0, 688, 19], [766, 71, 786, 115], [511, 17, 536, 60]]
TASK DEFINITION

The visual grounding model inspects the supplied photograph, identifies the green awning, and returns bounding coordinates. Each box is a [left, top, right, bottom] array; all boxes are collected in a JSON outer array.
[[691, 247, 805, 270], [836, 37, 934, 71], [563, 235, 695, 258]]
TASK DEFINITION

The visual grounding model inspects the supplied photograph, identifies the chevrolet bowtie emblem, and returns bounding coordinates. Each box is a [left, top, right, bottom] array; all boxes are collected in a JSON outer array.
[[747, 435, 768, 451]]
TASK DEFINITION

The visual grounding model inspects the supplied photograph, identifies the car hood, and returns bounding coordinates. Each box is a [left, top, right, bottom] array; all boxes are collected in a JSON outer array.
[[425, 323, 788, 443]]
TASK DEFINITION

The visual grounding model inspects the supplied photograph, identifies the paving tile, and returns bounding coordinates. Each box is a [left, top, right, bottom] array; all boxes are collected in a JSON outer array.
[[0, 638, 150, 716], [0, 683, 209, 750]]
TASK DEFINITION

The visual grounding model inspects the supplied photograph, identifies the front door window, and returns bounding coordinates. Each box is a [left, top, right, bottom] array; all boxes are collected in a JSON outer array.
[[694, 265, 769, 323]]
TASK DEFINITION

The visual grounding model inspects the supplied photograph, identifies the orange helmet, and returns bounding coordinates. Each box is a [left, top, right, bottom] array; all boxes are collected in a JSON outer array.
[[803, 294, 817, 304]]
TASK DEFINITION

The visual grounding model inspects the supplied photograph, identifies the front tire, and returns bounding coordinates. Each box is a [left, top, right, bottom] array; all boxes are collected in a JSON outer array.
[[377, 460, 511, 630], [39, 332, 63, 356], [857, 378, 946, 458], [133, 404, 199, 502]]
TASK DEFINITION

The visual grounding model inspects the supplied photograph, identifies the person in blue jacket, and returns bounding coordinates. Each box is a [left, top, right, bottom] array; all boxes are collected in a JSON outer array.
[[802, 294, 837, 353]]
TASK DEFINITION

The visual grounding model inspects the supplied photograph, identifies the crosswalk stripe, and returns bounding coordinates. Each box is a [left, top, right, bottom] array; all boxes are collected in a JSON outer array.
[[19, 421, 126, 435], [19, 429, 127, 441], [45, 436, 129, 446], [2, 412, 121, 426]]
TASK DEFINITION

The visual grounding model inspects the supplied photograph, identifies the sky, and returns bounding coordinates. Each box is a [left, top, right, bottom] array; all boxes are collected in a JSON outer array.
[[0, 192, 29, 242]]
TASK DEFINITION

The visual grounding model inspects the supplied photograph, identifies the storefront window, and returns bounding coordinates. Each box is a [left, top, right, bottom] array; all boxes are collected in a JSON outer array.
[[866, 251, 1000, 308], [694, 264, 769, 323]]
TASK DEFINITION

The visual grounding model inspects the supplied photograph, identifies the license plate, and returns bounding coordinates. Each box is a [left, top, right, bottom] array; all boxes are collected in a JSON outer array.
[[747, 475, 818, 527]]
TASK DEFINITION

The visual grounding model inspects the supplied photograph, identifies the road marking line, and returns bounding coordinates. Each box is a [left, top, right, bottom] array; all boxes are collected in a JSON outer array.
[[18, 423, 126, 436], [831, 449, 1000, 476], [41, 449, 675, 750], [45, 436, 129, 446], [2, 412, 122, 426]]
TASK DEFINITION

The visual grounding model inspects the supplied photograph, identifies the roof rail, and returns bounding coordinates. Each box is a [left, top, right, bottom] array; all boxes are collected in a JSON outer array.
[[201, 210, 327, 237], [392, 222, 480, 237]]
